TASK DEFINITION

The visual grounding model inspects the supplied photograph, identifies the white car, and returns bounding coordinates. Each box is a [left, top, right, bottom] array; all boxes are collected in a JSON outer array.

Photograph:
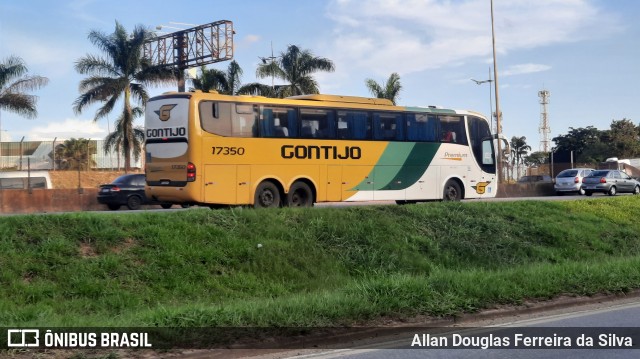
[[554, 168, 594, 195]]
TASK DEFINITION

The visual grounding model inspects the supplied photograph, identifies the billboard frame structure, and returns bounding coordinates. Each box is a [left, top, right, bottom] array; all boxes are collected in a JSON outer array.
[[143, 20, 234, 91]]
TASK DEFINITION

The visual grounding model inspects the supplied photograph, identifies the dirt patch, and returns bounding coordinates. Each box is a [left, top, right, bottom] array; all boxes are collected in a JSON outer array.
[[79, 242, 97, 258], [49, 170, 143, 189], [111, 238, 137, 254]]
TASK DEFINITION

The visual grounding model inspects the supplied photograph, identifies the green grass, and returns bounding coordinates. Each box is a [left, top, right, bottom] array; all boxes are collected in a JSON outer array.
[[1, 196, 640, 327]]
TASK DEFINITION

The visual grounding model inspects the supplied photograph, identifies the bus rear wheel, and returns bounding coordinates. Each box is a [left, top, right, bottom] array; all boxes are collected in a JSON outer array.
[[254, 181, 281, 208], [287, 182, 313, 207], [443, 180, 462, 201]]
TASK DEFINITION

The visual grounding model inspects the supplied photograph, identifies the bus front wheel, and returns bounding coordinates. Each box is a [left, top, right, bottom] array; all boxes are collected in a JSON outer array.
[[443, 180, 462, 201], [254, 181, 281, 208], [287, 182, 313, 207]]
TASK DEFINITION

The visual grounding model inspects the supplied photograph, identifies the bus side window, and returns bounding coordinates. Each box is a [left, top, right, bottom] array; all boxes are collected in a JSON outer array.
[[200, 101, 233, 136], [406, 113, 437, 142], [260, 106, 297, 138], [439, 115, 466, 145], [300, 108, 335, 139], [373, 112, 403, 141], [233, 103, 258, 137], [337, 111, 370, 140]]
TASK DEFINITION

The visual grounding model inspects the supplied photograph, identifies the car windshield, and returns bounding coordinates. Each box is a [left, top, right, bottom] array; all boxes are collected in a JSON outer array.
[[587, 170, 610, 177], [558, 170, 578, 177]]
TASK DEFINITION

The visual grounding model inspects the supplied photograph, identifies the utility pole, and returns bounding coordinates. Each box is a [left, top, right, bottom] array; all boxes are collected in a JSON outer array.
[[490, 0, 504, 183]]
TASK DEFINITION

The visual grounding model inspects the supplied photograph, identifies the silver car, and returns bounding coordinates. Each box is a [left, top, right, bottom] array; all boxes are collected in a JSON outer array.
[[554, 168, 594, 195], [581, 170, 640, 196]]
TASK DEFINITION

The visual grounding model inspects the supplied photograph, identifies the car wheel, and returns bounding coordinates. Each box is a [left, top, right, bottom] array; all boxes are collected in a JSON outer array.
[[608, 186, 617, 196], [107, 204, 120, 211], [578, 187, 586, 196], [160, 203, 173, 209], [443, 180, 462, 201], [634, 186, 640, 195], [126, 195, 143, 210], [584, 191, 593, 196]]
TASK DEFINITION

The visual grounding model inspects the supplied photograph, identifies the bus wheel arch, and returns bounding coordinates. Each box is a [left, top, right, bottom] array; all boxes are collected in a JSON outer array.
[[254, 179, 284, 208], [443, 178, 464, 201], [287, 179, 316, 207]]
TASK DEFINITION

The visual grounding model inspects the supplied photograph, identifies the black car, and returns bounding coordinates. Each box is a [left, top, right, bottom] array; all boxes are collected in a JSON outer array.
[[97, 174, 173, 210]]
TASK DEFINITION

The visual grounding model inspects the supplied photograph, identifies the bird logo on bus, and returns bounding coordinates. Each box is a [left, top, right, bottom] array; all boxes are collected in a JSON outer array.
[[472, 181, 491, 194], [155, 104, 177, 121]]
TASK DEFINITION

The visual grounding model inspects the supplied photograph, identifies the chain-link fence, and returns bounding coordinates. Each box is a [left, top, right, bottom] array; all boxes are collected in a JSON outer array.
[[0, 139, 143, 171]]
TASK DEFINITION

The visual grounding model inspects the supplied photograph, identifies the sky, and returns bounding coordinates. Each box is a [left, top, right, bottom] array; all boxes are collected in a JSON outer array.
[[1, 0, 639, 153]]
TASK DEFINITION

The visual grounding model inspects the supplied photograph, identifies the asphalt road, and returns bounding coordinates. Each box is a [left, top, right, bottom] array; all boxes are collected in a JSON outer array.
[[261, 296, 640, 359]]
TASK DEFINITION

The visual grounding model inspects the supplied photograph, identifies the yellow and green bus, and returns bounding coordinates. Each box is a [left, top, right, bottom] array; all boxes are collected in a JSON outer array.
[[144, 91, 503, 208]]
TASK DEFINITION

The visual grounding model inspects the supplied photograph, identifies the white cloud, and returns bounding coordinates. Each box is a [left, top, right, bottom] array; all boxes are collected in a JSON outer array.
[[2, 31, 82, 79], [28, 118, 106, 141], [244, 34, 261, 44], [502, 63, 552, 77], [324, 0, 620, 76]]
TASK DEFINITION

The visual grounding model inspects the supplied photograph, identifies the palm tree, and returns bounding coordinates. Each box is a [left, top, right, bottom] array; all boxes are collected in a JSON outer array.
[[0, 56, 49, 119], [53, 138, 97, 170], [255, 45, 335, 98], [191, 60, 243, 95], [73, 21, 177, 171], [365, 73, 402, 105], [103, 106, 145, 170], [510, 136, 532, 180]]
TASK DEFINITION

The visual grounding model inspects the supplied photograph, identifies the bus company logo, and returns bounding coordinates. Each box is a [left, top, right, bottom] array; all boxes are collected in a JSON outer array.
[[154, 104, 177, 121], [443, 152, 468, 161], [472, 181, 491, 194], [7, 329, 40, 347], [281, 145, 361, 160]]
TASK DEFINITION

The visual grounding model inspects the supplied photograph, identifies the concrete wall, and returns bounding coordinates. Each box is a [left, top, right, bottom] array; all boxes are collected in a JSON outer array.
[[0, 183, 556, 214], [0, 188, 103, 214], [497, 183, 555, 198]]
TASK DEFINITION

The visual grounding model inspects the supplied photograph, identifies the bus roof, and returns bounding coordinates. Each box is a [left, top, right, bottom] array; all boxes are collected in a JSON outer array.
[[286, 94, 394, 106], [157, 91, 486, 119]]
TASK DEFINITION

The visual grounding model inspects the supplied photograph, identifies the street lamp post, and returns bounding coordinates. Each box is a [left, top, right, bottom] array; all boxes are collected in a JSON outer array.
[[490, 0, 504, 183], [471, 67, 494, 133], [259, 41, 280, 92]]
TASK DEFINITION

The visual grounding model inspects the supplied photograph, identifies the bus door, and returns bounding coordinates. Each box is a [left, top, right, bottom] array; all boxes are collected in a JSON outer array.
[[204, 165, 251, 204]]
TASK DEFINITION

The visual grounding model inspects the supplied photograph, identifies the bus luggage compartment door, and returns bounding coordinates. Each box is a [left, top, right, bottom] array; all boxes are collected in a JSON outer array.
[[204, 165, 250, 205]]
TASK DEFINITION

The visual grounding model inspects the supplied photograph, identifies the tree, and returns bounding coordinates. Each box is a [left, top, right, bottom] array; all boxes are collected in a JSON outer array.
[[607, 118, 640, 158], [53, 138, 97, 170], [524, 151, 549, 167], [0, 56, 49, 119], [510, 136, 531, 179], [191, 60, 243, 95], [552, 126, 601, 156], [255, 45, 334, 98], [103, 106, 145, 170], [365, 73, 402, 105], [73, 21, 177, 171]]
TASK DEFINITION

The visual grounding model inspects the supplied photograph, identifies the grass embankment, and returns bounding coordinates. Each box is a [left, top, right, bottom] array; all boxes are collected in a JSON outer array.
[[1, 197, 640, 327]]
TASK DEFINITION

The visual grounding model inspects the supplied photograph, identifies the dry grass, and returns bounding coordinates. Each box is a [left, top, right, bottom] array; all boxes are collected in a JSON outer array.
[[49, 170, 143, 189]]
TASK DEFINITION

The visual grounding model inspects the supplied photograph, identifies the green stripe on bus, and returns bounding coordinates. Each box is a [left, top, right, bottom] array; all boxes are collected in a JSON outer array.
[[352, 142, 440, 191]]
